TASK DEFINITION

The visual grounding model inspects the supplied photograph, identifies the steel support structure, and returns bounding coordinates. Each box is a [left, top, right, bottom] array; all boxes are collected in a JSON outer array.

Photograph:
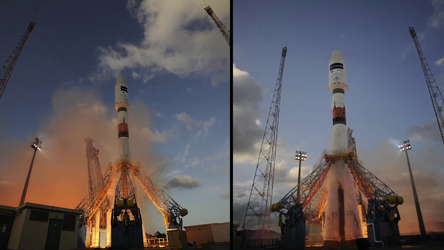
[[242, 47, 287, 240], [204, 5, 230, 46], [0, 22, 36, 101], [409, 27, 444, 148]]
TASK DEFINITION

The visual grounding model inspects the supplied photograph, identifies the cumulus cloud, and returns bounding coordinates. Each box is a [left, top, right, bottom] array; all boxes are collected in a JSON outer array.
[[176, 112, 202, 130], [156, 112, 164, 118], [166, 175, 200, 189], [233, 65, 265, 162], [0, 86, 171, 209], [89, 0, 229, 85], [427, 0, 444, 28], [436, 57, 444, 66]]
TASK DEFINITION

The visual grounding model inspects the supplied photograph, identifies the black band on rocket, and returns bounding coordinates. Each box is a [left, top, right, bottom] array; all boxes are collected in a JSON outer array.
[[333, 117, 346, 125], [118, 107, 127, 112], [118, 132, 129, 138], [332, 88, 345, 94]]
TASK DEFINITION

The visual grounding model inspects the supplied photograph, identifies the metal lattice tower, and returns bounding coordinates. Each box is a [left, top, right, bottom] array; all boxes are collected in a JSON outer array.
[[409, 27, 444, 147], [85, 138, 105, 199], [242, 47, 287, 239], [85, 138, 109, 229], [0, 22, 36, 101], [204, 5, 230, 46]]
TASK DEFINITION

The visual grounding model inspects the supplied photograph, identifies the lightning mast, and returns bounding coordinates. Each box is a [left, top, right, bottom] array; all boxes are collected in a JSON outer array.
[[0, 22, 36, 101], [409, 27, 444, 148], [203, 4, 230, 46], [242, 47, 287, 240]]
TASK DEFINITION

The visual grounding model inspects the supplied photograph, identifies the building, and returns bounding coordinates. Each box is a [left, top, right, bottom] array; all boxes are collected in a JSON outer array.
[[0, 205, 16, 250], [184, 222, 230, 244], [1, 203, 82, 250]]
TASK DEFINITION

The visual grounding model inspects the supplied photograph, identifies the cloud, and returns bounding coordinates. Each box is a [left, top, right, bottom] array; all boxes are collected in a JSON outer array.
[[176, 112, 202, 130], [356, 127, 444, 233], [436, 57, 444, 66], [406, 119, 441, 143], [90, 0, 229, 85], [0, 86, 170, 210], [427, 0, 444, 28], [165, 175, 200, 189], [400, 43, 415, 60], [156, 112, 165, 118], [221, 192, 230, 199], [233, 65, 265, 162]]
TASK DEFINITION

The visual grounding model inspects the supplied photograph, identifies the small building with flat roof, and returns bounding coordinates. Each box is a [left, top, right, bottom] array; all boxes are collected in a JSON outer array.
[[0, 205, 17, 250], [184, 222, 230, 244], [6, 203, 82, 250]]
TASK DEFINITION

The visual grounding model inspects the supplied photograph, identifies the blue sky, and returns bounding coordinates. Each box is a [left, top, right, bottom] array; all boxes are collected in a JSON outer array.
[[0, 0, 229, 234], [234, 0, 444, 234]]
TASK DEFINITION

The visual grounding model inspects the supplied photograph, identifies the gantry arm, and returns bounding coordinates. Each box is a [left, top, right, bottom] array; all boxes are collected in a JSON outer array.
[[271, 156, 331, 213], [76, 168, 113, 225], [132, 165, 188, 230]]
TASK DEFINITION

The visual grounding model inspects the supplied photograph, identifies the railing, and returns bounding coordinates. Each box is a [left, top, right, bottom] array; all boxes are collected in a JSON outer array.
[[147, 237, 168, 248], [242, 238, 279, 248]]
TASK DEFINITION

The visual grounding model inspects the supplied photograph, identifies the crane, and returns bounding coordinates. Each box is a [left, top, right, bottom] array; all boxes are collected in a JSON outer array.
[[409, 27, 444, 148], [242, 47, 287, 241], [0, 22, 36, 101], [0, 0, 42, 102], [133, 164, 188, 230], [203, 4, 230, 46]]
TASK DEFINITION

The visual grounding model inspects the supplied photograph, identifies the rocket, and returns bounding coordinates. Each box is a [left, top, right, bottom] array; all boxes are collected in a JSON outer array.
[[323, 51, 363, 245], [329, 50, 348, 152], [115, 76, 131, 161]]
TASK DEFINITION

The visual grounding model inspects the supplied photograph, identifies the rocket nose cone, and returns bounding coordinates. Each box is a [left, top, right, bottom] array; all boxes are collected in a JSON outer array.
[[116, 76, 127, 86], [330, 50, 344, 64]]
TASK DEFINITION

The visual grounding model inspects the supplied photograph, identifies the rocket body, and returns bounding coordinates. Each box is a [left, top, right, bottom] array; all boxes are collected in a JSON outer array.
[[329, 50, 348, 152], [115, 76, 131, 161], [323, 51, 363, 244]]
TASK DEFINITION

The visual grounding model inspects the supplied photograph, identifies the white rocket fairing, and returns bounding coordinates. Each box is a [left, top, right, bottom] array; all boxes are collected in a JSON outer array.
[[323, 51, 363, 243], [115, 76, 131, 161], [329, 50, 348, 152]]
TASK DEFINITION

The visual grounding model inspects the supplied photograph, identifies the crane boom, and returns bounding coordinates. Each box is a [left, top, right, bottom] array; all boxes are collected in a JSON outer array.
[[0, 22, 36, 101], [204, 5, 230, 46], [409, 27, 444, 148], [242, 47, 287, 240], [132, 164, 188, 230]]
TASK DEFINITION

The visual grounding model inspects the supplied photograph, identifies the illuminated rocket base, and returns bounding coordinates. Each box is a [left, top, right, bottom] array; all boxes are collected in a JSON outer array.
[[322, 159, 363, 244], [111, 163, 144, 249]]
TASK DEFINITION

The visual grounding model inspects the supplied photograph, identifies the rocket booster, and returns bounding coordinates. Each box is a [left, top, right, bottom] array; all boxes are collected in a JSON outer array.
[[329, 50, 348, 151], [115, 76, 131, 161]]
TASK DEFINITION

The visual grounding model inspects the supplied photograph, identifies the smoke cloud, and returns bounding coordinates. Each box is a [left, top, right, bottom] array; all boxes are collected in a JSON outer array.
[[0, 85, 172, 233]]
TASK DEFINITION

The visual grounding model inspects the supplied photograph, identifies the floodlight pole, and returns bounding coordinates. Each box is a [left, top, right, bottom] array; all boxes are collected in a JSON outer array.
[[401, 140, 426, 238], [295, 151, 306, 201], [404, 150, 427, 238], [19, 137, 41, 206], [297, 158, 302, 200]]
